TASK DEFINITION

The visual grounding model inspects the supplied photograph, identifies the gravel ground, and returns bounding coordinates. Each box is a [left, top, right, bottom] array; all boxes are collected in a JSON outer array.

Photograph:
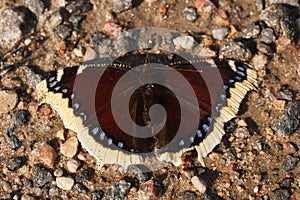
[[0, 0, 300, 199]]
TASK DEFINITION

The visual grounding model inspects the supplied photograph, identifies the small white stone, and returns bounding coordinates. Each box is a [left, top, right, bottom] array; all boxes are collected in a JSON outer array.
[[66, 159, 80, 173], [173, 36, 195, 50], [252, 54, 267, 71], [0, 90, 18, 114], [77, 152, 88, 161], [60, 136, 78, 158], [56, 177, 74, 190], [24, 38, 32, 46], [253, 185, 259, 193], [83, 47, 97, 61], [191, 176, 207, 194], [212, 27, 229, 40], [54, 168, 64, 177]]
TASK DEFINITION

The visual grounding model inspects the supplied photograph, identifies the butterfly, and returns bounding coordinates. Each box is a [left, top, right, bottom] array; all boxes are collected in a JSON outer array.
[[36, 51, 257, 170]]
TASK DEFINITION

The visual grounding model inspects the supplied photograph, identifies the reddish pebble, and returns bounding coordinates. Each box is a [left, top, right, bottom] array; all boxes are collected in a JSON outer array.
[[43, 106, 52, 116], [229, 164, 236, 171], [37, 142, 57, 167], [103, 22, 122, 37], [285, 173, 292, 178], [194, 0, 217, 13], [159, 4, 168, 17], [283, 142, 297, 154]]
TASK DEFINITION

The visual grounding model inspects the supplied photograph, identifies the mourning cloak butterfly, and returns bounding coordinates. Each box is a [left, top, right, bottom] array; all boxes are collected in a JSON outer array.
[[36, 51, 257, 169]]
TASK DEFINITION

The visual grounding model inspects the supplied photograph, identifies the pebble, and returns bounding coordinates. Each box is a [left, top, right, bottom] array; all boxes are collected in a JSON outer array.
[[212, 27, 229, 40], [37, 142, 57, 167], [272, 99, 287, 110], [243, 22, 261, 39], [74, 183, 88, 193], [21, 194, 35, 200], [197, 47, 216, 58], [252, 54, 268, 71], [182, 7, 197, 22], [253, 185, 259, 193], [69, 14, 85, 25], [75, 168, 95, 182], [194, 0, 217, 13], [22, 66, 43, 89], [282, 155, 299, 171], [31, 163, 54, 187], [253, 139, 270, 152], [106, 180, 131, 200], [54, 168, 64, 177], [208, 152, 222, 162], [281, 178, 293, 188], [12, 109, 30, 127], [65, 0, 93, 14], [51, 0, 67, 8], [234, 127, 250, 139], [84, 47, 97, 61], [47, 10, 63, 30], [255, 0, 265, 11], [103, 22, 122, 37], [271, 101, 300, 136], [55, 24, 72, 41], [31, 187, 42, 196], [25, 0, 45, 17], [91, 190, 104, 200], [137, 179, 160, 200], [0, 9, 25, 50], [2, 181, 12, 192], [127, 165, 151, 182], [220, 41, 252, 61], [259, 4, 297, 43], [191, 176, 207, 194], [271, 189, 290, 200], [173, 36, 195, 50], [113, 0, 132, 13], [0, 90, 18, 114], [60, 136, 78, 158], [56, 176, 74, 190], [7, 157, 23, 171], [283, 142, 297, 154], [49, 186, 59, 196], [260, 28, 276, 44], [67, 159, 80, 173], [257, 42, 274, 55], [77, 152, 88, 161], [4, 127, 22, 150]]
